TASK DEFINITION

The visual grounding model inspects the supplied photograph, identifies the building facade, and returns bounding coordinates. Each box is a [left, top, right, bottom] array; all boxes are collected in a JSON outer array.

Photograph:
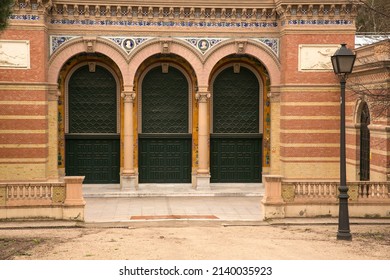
[[1, 0, 387, 193]]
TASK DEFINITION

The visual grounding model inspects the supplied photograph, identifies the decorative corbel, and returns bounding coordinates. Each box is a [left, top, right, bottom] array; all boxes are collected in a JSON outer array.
[[84, 36, 97, 53], [235, 40, 247, 54]]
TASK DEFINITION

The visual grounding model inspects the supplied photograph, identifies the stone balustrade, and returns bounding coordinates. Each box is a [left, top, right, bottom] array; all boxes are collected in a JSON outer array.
[[5, 183, 64, 205], [282, 180, 390, 202], [261, 175, 390, 220], [0, 176, 85, 220]]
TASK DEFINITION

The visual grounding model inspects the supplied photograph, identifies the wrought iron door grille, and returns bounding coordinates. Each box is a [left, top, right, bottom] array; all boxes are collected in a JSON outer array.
[[360, 102, 370, 181]]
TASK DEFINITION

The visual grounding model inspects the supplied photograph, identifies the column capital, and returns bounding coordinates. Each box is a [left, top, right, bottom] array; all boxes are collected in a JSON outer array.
[[195, 90, 211, 103], [121, 91, 136, 103], [48, 86, 61, 101], [268, 91, 280, 103]]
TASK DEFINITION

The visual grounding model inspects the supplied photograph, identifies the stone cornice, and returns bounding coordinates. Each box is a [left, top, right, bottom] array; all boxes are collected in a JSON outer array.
[[11, 0, 278, 23], [275, 1, 358, 22], [10, 1, 357, 30]]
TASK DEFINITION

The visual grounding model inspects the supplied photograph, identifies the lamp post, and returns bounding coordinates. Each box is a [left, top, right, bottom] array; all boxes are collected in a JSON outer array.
[[331, 43, 356, 241]]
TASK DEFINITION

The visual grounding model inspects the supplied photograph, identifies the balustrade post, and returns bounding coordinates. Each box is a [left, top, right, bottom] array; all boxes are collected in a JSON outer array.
[[63, 176, 86, 220], [261, 175, 285, 219]]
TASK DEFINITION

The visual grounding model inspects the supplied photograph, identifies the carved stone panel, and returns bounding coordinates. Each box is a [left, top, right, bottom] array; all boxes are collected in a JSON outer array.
[[0, 40, 30, 69], [298, 44, 339, 71]]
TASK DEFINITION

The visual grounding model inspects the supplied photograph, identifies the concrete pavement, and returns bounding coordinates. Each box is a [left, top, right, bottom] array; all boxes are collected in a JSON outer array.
[[1, 183, 390, 228], [83, 183, 264, 223]]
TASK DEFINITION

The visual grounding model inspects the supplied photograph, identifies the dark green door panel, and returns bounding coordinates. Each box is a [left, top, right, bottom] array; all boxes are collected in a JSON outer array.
[[211, 65, 262, 183], [139, 65, 191, 183], [139, 138, 191, 183], [210, 137, 262, 183], [66, 64, 119, 184], [65, 138, 120, 184]]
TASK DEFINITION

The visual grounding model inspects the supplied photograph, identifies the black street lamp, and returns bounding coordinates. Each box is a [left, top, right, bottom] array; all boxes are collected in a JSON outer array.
[[331, 43, 356, 241]]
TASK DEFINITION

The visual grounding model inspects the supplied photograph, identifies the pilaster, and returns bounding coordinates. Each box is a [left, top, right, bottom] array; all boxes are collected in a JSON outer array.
[[47, 85, 60, 181], [269, 88, 281, 175]]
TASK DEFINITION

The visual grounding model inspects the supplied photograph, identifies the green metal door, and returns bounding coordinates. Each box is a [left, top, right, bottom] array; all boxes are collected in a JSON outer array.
[[139, 65, 191, 183], [210, 136, 261, 182], [66, 137, 120, 184], [211, 66, 262, 182], [65, 65, 120, 183], [139, 137, 191, 183]]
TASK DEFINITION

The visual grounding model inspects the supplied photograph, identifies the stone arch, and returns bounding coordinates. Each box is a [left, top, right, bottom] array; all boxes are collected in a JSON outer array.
[[128, 38, 203, 87], [202, 39, 281, 87], [354, 98, 371, 125], [48, 37, 128, 86]]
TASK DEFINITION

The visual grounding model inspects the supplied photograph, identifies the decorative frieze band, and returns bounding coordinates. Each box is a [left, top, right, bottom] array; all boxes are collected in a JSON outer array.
[[50, 35, 280, 57], [10, 1, 356, 30]]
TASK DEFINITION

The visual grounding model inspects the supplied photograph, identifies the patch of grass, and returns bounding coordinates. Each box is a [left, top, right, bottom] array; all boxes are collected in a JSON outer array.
[[0, 238, 42, 259]]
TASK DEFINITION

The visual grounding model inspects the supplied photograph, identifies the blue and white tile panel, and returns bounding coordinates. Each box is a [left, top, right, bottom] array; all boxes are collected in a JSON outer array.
[[50, 35, 81, 55], [101, 36, 153, 54], [179, 38, 228, 54]]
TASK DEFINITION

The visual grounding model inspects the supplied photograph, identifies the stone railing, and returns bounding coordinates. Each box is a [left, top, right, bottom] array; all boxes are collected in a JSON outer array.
[[282, 180, 390, 202], [261, 175, 390, 219], [0, 176, 86, 221], [4, 182, 66, 206]]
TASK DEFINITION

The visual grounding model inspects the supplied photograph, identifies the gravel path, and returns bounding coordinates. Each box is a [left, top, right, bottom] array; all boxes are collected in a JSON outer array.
[[1, 223, 389, 260]]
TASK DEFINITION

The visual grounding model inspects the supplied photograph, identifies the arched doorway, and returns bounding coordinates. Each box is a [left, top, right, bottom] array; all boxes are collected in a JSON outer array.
[[65, 64, 120, 183], [360, 102, 370, 181], [210, 65, 262, 182], [138, 64, 192, 183]]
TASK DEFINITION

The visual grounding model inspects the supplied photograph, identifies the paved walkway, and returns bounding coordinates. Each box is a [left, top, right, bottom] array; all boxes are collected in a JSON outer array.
[[83, 183, 264, 223], [2, 183, 389, 228]]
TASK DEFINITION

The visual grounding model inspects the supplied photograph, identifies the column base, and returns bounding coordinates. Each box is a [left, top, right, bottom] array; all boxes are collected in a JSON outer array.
[[195, 174, 211, 190], [120, 174, 138, 191]]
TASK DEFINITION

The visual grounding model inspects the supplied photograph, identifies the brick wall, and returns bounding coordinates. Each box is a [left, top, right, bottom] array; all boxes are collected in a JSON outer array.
[[0, 25, 49, 181]]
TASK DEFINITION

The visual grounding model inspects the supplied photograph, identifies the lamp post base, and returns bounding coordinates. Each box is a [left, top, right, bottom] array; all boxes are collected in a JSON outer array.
[[337, 231, 352, 241]]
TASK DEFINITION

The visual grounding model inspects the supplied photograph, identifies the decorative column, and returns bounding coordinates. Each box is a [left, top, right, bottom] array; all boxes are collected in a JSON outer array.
[[121, 89, 137, 190], [195, 88, 211, 190], [47, 85, 61, 181]]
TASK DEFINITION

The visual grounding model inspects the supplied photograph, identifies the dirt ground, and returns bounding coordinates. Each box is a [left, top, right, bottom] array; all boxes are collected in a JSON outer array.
[[1, 223, 389, 260]]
